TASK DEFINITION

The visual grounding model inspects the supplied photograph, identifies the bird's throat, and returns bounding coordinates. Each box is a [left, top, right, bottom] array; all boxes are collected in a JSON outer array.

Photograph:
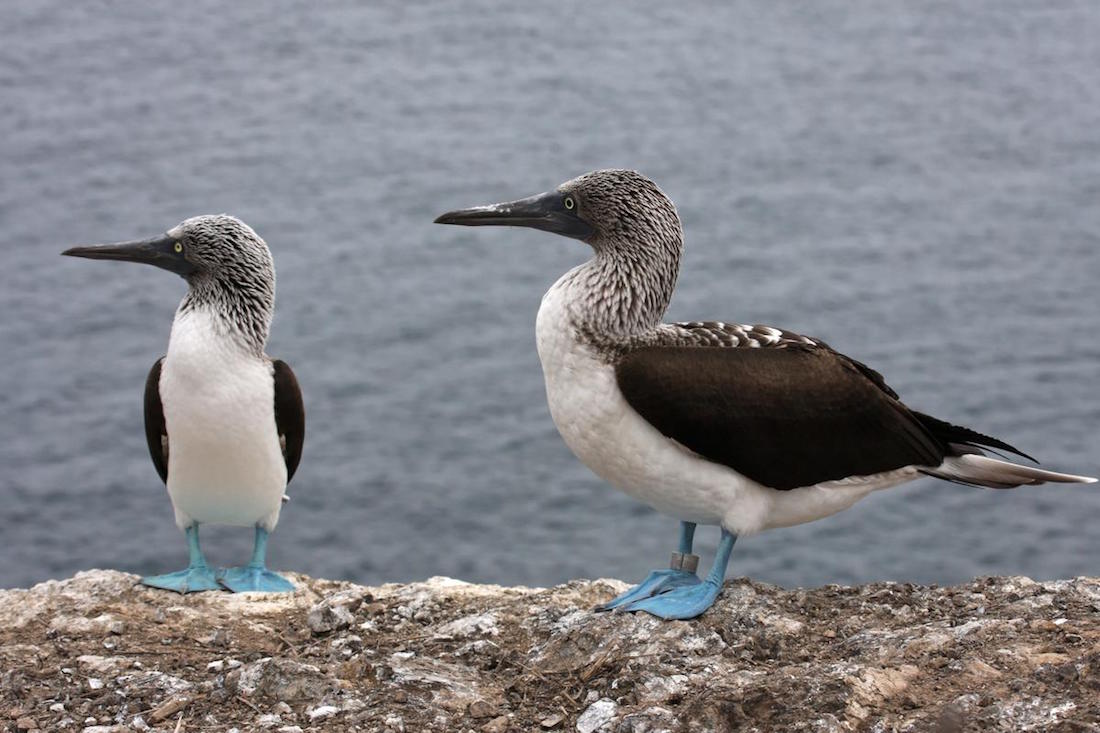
[[179, 281, 273, 357], [565, 250, 680, 346]]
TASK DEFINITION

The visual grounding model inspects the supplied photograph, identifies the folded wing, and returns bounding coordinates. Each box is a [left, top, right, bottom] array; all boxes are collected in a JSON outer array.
[[143, 357, 169, 484], [272, 359, 305, 484], [614, 343, 946, 490]]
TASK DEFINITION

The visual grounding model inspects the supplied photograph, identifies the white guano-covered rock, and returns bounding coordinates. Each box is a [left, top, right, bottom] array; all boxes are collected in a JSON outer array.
[[0, 570, 1097, 731]]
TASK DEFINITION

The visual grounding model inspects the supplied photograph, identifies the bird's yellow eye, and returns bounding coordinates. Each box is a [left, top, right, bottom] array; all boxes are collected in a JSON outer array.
[[173, 242, 183, 253], [564, 196, 575, 210]]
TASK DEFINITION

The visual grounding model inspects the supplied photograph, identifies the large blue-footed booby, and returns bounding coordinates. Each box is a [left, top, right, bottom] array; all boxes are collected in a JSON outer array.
[[435, 169, 1096, 620], [63, 215, 304, 593]]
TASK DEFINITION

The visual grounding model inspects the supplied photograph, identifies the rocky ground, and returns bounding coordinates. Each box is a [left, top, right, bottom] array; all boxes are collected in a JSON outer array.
[[0, 570, 1098, 732]]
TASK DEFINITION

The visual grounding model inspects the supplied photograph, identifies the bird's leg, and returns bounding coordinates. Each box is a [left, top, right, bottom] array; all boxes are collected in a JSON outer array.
[[595, 521, 703, 611], [141, 524, 221, 594], [217, 526, 295, 593], [620, 529, 737, 620]]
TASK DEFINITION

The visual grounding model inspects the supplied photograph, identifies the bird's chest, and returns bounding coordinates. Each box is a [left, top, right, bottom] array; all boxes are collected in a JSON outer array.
[[535, 289, 624, 454], [159, 312, 283, 488], [536, 284, 726, 520]]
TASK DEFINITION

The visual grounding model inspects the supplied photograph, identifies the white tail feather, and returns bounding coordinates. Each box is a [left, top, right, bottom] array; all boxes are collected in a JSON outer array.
[[926, 455, 1098, 489]]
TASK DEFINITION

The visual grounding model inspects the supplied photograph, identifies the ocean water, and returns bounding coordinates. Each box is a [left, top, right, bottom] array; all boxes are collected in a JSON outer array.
[[1, 1, 1097, 591]]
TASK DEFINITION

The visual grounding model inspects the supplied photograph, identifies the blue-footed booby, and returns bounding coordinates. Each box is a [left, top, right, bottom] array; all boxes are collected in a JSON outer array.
[[435, 169, 1097, 620], [62, 215, 304, 594]]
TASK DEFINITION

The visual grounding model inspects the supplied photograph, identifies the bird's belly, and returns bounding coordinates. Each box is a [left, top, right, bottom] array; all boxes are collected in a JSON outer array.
[[761, 468, 919, 530], [161, 358, 285, 528]]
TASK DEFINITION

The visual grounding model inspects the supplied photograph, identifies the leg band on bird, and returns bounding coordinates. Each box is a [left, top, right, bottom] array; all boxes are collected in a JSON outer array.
[[140, 524, 220, 594], [620, 529, 737, 620], [596, 521, 703, 612], [669, 552, 700, 573], [668, 520, 700, 571]]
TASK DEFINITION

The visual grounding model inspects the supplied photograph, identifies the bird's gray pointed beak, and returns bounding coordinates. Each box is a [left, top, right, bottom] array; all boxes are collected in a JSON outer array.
[[61, 234, 197, 277], [434, 190, 594, 240]]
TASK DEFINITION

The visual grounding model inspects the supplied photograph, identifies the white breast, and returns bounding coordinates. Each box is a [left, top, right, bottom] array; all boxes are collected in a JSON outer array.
[[159, 308, 286, 530], [535, 274, 919, 535]]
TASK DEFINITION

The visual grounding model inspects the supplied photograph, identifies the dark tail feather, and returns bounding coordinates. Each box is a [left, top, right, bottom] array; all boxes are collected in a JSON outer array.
[[912, 412, 1038, 464]]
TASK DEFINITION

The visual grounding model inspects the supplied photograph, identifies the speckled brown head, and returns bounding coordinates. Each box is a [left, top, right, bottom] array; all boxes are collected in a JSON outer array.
[[62, 214, 276, 352], [435, 169, 685, 339], [434, 169, 683, 260]]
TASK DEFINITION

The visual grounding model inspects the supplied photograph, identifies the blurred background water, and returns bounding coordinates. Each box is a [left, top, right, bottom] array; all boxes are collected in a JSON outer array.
[[1, 1, 1097, 591]]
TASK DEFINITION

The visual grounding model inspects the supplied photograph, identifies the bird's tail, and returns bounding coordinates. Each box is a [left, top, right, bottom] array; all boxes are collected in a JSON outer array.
[[922, 454, 1097, 489]]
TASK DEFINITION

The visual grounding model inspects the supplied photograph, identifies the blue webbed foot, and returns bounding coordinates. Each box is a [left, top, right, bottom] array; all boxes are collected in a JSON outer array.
[[217, 565, 295, 593], [596, 570, 701, 611], [141, 566, 220, 594], [611, 526, 737, 620], [218, 526, 294, 592], [620, 580, 723, 620], [142, 525, 220, 593]]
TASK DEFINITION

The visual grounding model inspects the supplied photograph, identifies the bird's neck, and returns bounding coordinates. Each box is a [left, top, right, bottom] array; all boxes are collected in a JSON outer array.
[[178, 278, 273, 357], [563, 238, 681, 344]]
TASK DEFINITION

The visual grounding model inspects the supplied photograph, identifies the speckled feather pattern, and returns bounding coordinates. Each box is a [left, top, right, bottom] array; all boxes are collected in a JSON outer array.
[[171, 215, 275, 356], [557, 170, 682, 346], [628, 321, 822, 357], [557, 172, 823, 362]]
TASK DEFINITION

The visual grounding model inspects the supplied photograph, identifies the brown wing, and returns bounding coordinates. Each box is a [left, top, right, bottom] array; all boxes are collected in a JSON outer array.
[[615, 344, 946, 490], [272, 359, 305, 484], [143, 357, 168, 484]]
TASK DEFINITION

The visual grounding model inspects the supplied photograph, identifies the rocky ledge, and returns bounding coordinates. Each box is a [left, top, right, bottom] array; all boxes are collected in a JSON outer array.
[[1, 571, 1098, 733]]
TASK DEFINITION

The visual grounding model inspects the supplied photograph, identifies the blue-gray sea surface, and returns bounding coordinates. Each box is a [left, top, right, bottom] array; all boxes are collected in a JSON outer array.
[[1, 1, 1098, 591]]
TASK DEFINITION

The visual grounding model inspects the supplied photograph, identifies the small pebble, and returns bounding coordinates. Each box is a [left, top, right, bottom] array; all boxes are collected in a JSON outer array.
[[468, 700, 495, 719], [540, 714, 563, 729], [483, 715, 510, 733]]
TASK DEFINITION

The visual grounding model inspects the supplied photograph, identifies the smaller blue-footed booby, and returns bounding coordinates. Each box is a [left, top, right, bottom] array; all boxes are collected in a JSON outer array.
[[435, 169, 1096, 620], [63, 215, 304, 594]]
